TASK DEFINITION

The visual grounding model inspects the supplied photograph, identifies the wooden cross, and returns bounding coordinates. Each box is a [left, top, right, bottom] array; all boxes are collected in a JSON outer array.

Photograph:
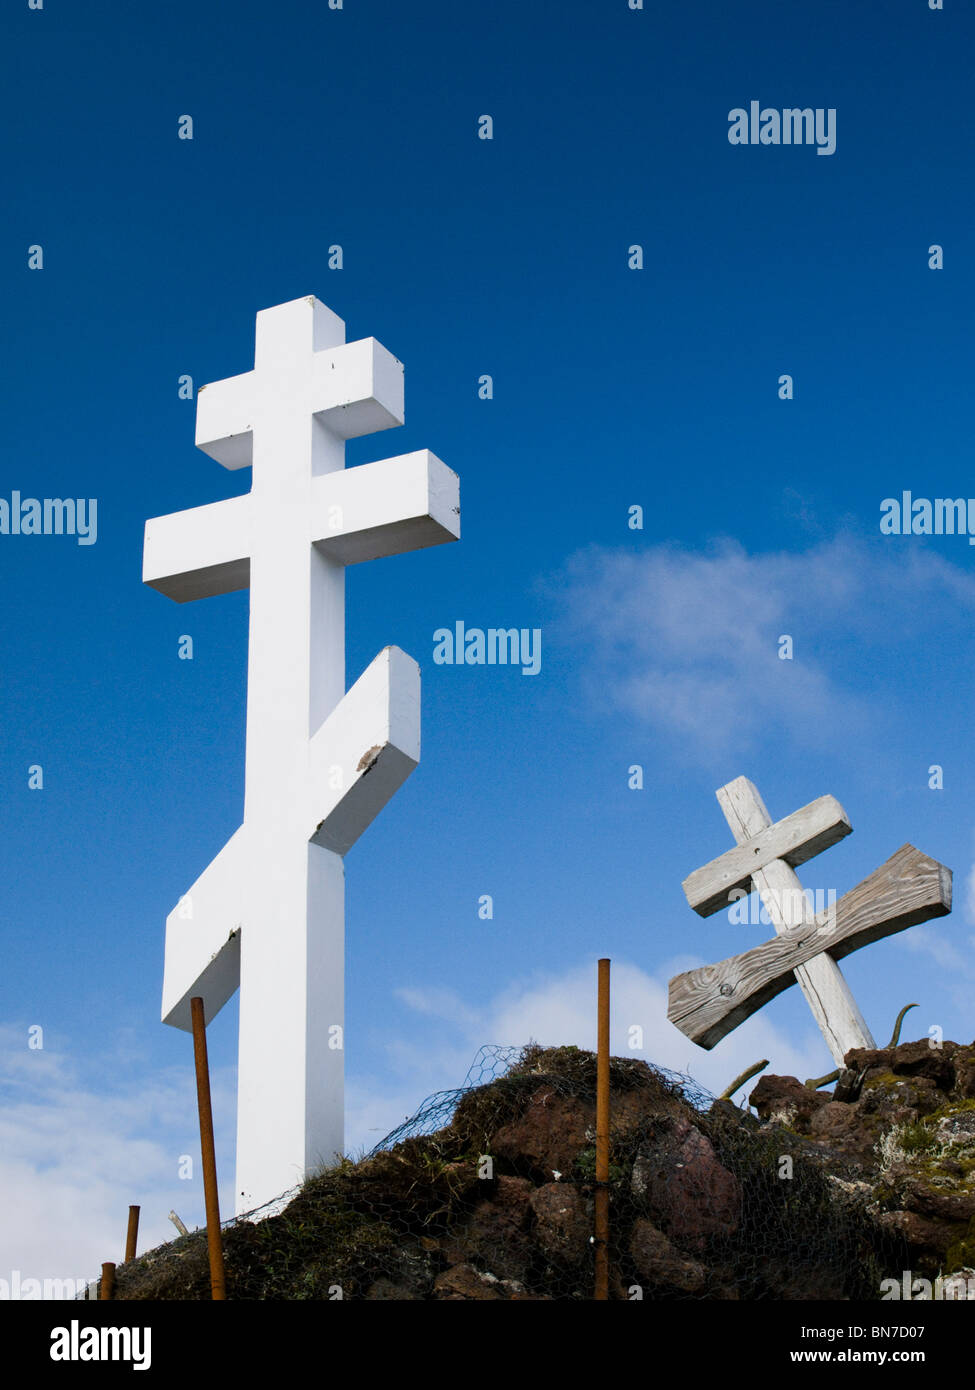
[[143, 296, 460, 1215], [668, 776, 952, 1065]]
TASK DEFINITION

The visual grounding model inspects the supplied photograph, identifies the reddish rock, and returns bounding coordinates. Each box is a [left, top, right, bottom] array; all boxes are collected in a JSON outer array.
[[474, 1173, 534, 1230], [360, 1042, 975, 1299], [899, 1181, 975, 1224], [708, 1099, 751, 1127], [808, 1101, 882, 1163], [491, 1088, 592, 1178], [633, 1116, 741, 1246], [859, 1074, 941, 1122], [441, 1175, 534, 1281], [809, 1100, 862, 1143], [612, 1086, 684, 1134], [840, 1046, 896, 1080], [953, 1054, 975, 1100], [529, 1183, 589, 1264], [749, 1075, 829, 1130], [845, 1041, 957, 1089], [628, 1218, 706, 1292], [875, 1209, 957, 1254]]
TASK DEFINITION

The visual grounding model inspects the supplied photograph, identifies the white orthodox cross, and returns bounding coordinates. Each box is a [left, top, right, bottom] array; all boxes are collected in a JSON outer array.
[[668, 776, 951, 1066], [143, 296, 460, 1215]]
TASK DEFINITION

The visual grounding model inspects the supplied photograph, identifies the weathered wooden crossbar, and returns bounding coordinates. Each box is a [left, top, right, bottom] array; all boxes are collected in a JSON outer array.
[[682, 794, 851, 919], [669, 844, 952, 1049], [669, 775, 954, 1064]]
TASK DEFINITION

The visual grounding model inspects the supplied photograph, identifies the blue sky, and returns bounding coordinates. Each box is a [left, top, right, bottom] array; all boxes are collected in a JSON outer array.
[[3, 0, 975, 1285]]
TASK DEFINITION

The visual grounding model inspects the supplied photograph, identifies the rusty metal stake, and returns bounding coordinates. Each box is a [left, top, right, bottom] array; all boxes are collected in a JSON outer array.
[[125, 1205, 140, 1263], [191, 995, 227, 1300], [594, 957, 610, 1300], [100, 1262, 115, 1300]]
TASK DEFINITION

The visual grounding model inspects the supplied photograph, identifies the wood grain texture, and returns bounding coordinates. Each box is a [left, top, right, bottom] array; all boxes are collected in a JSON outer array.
[[682, 788, 852, 918], [668, 844, 952, 1049], [708, 775, 874, 1062]]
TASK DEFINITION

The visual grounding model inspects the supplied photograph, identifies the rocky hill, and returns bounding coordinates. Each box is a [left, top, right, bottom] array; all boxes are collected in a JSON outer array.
[[108, 1040, 975, 1300], [750, 1038, 975, 1282]]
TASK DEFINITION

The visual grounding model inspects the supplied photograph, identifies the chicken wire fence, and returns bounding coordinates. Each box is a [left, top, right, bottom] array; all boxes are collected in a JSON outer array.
[[107, 1042, 909, 1300]]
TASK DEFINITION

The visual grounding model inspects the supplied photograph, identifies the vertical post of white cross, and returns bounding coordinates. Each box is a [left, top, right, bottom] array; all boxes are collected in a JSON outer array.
[[143, 296, 460, 1214], [715, 776, 875, 1064]]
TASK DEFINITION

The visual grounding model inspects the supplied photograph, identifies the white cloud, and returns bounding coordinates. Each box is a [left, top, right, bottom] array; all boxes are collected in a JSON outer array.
[[897, 918, 975, 1020], [0, 1026, 236, 1294], [904, 840, 975, 1009], [548, 535, 975, 754], [482, 960, 825, 1097], [393, 985, 481, 1031], [0, 959, 851, 1285], [345, 960, 828, 1156]]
